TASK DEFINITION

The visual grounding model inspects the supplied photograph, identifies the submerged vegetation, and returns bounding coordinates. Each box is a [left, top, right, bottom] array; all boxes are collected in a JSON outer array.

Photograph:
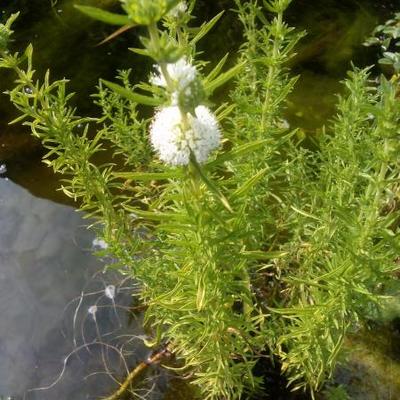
[[0, 0, 400, 399]]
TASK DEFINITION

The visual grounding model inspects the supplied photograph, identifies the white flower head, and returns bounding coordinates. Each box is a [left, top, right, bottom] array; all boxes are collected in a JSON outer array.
[[151, 58, 205, 109], [167, 1, 188, 18], [150, 58, 197, 93], [150, 105, 221, 166]]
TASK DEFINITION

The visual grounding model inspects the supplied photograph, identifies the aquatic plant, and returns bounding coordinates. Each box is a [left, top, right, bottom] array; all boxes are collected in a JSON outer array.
[[1, 1, 400, 399]]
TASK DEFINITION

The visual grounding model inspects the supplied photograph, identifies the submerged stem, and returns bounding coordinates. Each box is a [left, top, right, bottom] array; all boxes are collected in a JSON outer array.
[[103, 346, 172, 400]]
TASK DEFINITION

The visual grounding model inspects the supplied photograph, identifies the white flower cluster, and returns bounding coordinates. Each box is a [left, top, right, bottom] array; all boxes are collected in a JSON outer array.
[[150, 105, 220, 165], [150, 58, 197, 102], [149, 58, 221, 166]]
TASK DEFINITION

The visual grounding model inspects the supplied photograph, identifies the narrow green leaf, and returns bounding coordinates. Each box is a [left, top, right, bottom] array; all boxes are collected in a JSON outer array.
[[74, 5, 130, 26], [191, 11, 224, 45], [327, 327, 346, 365], [101, 79, 162, 106], [204, 53, 229, 83], [5, 12, 20, 29], [129, 47, 150, 57], [241, 250, 288, 260], [270, 76, 299, 108], [255, 8, 268, 25], [190, 153, 233, 213], [270, 305, 325, 315], [204, 62, 246, 94], [290, 205, 321, 221], [215, 103, 236, 121], [24, 43, 33, 72], [196, 283, 206, 311], [315, 260, 352, 282], [283, 276, 329, 290], [9, 113, 28, 124], [113, 171, 183, 181], [232, 168, 268, 199], [206, 139, 268, 168], [124, 206, 187, 221]]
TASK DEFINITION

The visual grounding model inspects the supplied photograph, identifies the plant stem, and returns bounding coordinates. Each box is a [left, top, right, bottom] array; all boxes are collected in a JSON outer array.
[[103, 346, 172, 400], [261, 11, 283, 131], [148, 23, 174, 90], [359, 140, 389, 247]]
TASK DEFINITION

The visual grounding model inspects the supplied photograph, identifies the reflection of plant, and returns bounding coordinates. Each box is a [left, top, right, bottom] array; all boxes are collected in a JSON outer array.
[[323, 385, 349, 400], [364, 12, 400, 72], [1, 2, 400, 399]]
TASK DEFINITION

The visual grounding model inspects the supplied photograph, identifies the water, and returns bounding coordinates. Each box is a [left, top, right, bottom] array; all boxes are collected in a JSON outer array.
[[0, 177, 164, 400]]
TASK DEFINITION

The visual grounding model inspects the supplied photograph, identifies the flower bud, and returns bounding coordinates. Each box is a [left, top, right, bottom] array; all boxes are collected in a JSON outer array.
[[150, 58, 205, 110], [121, 0, 180, 26], [167, 1, 188, 20]]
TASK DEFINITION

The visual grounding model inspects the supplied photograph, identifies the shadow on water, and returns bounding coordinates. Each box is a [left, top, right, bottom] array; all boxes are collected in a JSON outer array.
[[0, 1, 400, 399]]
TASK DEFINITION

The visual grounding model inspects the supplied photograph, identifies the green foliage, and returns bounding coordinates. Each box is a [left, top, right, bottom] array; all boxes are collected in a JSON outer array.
[[1, 2, 400, 399], [94, 70, 153, 167], [122, 0, 181, 25], [364, 12, 400, 72], [74, 5, 131, 26], [0, 12, 18, 52]]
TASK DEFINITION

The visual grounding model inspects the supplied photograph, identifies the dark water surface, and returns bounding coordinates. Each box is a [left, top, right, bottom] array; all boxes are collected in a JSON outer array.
[[0, 1, 399, 399], [0, 0, 396, 200]]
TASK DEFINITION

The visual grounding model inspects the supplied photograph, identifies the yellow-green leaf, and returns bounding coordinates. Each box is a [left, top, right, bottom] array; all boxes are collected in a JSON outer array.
[[232, 168, 268, 199], [241, 250, 289, 260], [101, 79, 162, 106], [191, 11, 224, 45], [204, 62, 245, 95], [74, 5, 130, 26], [206, 139, 268, 168], [113, 171, 183, 181]]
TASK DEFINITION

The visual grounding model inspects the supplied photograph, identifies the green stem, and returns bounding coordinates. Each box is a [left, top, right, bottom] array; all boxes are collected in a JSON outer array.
[[147, 23, 192, 153], [359, 140, 389, 247], [148, 23, 174, 90], [261, 12, 283, 132]]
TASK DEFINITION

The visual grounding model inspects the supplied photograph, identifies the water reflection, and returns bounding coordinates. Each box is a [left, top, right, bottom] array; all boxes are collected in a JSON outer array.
[[0, 178, 158, 400]]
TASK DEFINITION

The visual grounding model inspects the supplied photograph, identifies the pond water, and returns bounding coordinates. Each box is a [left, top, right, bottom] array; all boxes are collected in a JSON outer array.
[[0, 1, 400, 399], [0, 177, 171, 400]]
